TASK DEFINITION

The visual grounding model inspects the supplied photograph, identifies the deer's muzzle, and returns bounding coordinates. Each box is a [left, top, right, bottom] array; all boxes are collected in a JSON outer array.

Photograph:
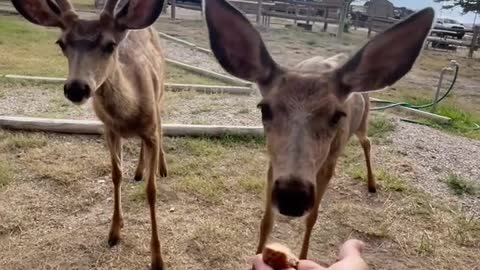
[[272, 176, 315, 217], [64, 80, 91, 104]]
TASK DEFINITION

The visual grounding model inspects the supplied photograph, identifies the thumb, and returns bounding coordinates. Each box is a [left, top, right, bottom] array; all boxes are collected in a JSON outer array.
[[297, 260, 327, 270]]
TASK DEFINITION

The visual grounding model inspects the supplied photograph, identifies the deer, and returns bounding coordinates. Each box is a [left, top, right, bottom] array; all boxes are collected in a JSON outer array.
[[204, 0, 434, 260], [11, 0, 169, 269]]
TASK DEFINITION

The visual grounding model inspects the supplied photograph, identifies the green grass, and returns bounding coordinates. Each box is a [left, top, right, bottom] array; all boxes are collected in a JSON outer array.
[[0, 15, 66, 77], [429, 104, 480, 140], [0, 133, 48, 151], [416, 232, 435, 256], [181, 139, 225, 157], [444, 173, 479, 196], [350, 166, 409, 193], [238, 177, 264, 195], [177, 174, 226, 202], [453, 215, 480, 247], [129, 182, 147, 203], [373, 95, 480, 140], [164, 136, 265, 202], [0, 160, 12, 189], [332, 203, 391, 239], [368, 115, 396, 138], [70, 0, 96, 9]]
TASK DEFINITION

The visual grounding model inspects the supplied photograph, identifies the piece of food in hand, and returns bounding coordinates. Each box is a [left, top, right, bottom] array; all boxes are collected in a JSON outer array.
[[262, 243, 299, 269]]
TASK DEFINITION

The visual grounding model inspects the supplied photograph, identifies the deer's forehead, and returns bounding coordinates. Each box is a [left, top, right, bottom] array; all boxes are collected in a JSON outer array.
[[64, 20, 107, 41], [268, 91, 338, 117], [268, 74, 336, 110]]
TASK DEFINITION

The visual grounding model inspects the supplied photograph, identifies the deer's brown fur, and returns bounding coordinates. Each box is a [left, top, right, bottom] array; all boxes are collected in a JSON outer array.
[[253, 60, 375, 258], [11, 0, 167, 268], [205, 0, 434, 259]]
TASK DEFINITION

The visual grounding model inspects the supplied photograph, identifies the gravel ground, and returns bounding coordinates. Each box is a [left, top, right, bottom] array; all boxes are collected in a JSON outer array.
[[382, 120, 480, 216], [165, 91, 261, 126], [0, 85, 262, 126], [162, 40, 227, 75]]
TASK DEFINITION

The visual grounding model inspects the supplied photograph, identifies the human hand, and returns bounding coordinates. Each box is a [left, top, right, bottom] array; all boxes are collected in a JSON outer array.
[[297, 239, 368, 270], [251, 239, 367, 270]]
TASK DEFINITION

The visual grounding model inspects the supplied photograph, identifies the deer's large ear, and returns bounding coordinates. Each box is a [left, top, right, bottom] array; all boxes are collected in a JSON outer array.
[[11, 0, 64, 27], [334, 7, 435, 99], [205, 0, 279, 86], [115, 0, 165, 29]]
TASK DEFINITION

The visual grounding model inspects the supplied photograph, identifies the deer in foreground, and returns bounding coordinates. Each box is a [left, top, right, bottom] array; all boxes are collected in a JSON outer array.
[[205, 0, 434, 259], [11, 0, 168, 268]]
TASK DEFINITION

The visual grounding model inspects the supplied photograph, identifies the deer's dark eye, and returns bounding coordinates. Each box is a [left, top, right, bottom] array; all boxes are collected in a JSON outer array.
[[330, 110, 346, 126], [102, 42, 116, 54], [257, 103, 273, 121], [56, 40, 66, 51]]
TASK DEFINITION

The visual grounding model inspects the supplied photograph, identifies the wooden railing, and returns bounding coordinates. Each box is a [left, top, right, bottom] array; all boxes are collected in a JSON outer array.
[[366, 16, 398, 37], [259, 0, 343, 30]]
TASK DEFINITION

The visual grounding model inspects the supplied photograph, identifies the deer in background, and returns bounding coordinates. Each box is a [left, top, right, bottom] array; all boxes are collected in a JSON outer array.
[[205, 0, 434, 259], [11, 0, 168, 268]]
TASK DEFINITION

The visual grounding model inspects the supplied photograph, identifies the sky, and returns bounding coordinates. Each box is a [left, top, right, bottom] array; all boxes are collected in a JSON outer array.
[[354, 0, 479, 24]]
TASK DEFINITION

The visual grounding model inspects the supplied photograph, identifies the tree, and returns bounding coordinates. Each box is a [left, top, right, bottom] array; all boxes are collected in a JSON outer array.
[[434, 0, 480, 14]]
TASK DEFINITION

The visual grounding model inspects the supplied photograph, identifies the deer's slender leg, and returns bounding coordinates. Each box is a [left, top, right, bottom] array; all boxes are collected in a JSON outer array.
[[256, 165, 274, 254], [299, 163, 335, 259], [356, 95, 376, 193], [142, 133, 164, 270], [358, 136, 376, 193], [106, 130, 124, 247], [134, 142, 145, 181], [156, 110, 168, 178]]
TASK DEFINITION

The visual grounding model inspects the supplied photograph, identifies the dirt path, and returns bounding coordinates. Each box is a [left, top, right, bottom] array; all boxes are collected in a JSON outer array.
[[0, 126, 478, 270]]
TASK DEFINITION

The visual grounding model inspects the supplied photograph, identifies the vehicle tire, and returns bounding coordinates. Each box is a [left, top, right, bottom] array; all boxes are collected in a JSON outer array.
[[457, 33, 464, 40]]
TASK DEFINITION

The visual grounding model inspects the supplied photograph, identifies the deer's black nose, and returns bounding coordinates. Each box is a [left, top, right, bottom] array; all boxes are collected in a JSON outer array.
[[272, 176, 315, 217], [64, 80, 91, 103]]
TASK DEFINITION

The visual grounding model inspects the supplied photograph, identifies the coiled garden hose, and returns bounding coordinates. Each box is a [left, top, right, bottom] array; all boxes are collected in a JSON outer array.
[[370, 63, 480, 131], [371, 64, 459, 111]]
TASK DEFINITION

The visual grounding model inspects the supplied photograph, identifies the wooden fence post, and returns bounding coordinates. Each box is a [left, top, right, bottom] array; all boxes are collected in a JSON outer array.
[[257, 0, 263, 25], [367, 17, 372, 38], [468, 26, 479, 58], [323, 8, 329, 32], [162, 0, 168, 14], [337, 0, 348, 40], [354, 12, 359, 30], [171, 0, 176, 19]]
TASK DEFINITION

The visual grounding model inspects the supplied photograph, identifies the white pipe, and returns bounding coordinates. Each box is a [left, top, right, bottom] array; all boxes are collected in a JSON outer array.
[[0, 116, 264, 137]]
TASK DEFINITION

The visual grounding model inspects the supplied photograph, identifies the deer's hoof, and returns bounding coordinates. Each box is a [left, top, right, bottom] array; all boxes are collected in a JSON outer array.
[[151, 262, 165, 270], [159, 167, 168, 178], [134, 174, 143, 182], [368, 186, 377, 193], [107, 234, 121, 247]]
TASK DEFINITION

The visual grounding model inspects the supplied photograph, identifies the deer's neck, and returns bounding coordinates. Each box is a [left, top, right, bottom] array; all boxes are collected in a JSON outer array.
[[100, 62, 138, 101], [93, 66, 140, 128]]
